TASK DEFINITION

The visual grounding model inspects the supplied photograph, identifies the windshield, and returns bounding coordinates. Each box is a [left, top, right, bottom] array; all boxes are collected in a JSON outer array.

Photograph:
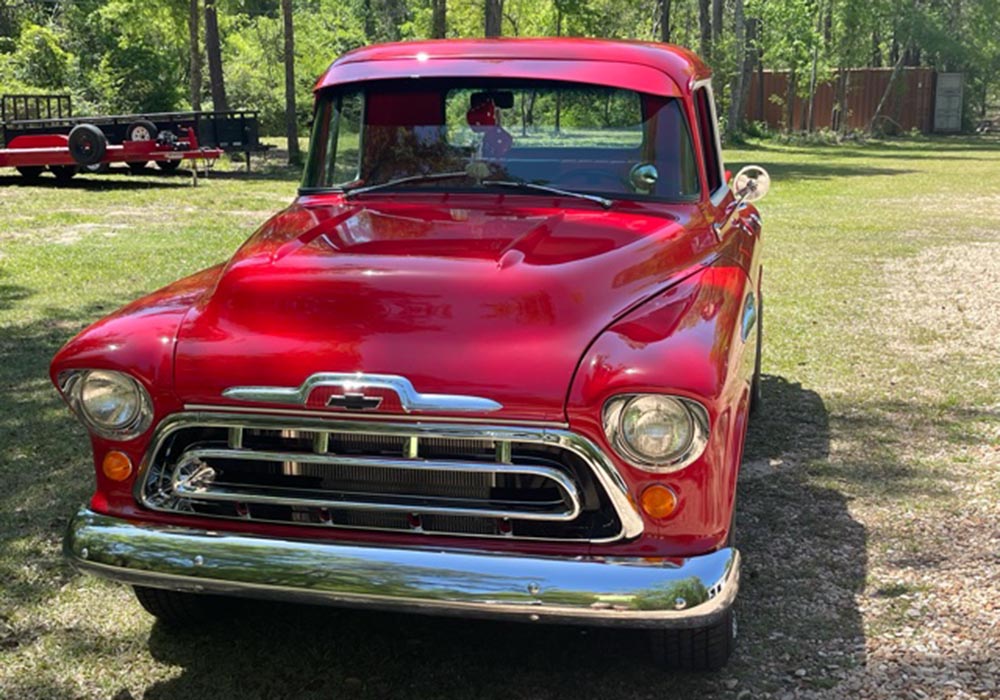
[[302, 78, 700, 203]]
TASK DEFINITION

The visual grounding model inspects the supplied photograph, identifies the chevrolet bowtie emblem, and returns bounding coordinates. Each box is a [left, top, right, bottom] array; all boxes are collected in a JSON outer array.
[[327, 393, 383, 411]]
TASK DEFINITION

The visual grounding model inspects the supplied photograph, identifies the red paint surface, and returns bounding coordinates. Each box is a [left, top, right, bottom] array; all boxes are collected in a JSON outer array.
[[316, 38, 710, 96]]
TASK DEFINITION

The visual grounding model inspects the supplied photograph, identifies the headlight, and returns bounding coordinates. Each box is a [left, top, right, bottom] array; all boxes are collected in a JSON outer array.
[[58, 370, 153, 440], [602, 394, 709, 472]]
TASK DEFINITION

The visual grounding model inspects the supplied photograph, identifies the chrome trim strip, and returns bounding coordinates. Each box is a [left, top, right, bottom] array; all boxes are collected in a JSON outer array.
[[222, 372, 503, 413], [741, 292, 757, 342], [135, 412, 644, 541], [184, 404, 569, 428], [67, 508, 738, 629], [170, 448, 583, 522]]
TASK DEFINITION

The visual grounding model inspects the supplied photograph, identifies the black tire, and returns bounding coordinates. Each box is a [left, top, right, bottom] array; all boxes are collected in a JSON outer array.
[[133, 585, 228, 627], [650, 609, 737, 671], [68, 123, 108, 166], [50, 165, 77, 182], [156, 159, 182, 172], [127, 161, 149, 174], [125, 119, 158, 142], [16, 166, 44, 180], [749, 292, 763, 416]]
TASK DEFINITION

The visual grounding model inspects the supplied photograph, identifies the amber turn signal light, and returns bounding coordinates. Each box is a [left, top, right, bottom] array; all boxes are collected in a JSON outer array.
[[102, 451, 133, 482], [640, 484, 678, 519]]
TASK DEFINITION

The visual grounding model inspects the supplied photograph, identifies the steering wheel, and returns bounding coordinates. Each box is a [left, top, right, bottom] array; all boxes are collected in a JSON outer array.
[[558, 168, 623, 188]]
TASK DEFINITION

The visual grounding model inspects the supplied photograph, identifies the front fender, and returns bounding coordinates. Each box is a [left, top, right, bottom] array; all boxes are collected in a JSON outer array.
[[568, 259, 754, 556]]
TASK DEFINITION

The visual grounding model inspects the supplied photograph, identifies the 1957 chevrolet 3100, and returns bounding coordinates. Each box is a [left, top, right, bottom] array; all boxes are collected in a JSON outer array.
[[53, 38, 769, 670]]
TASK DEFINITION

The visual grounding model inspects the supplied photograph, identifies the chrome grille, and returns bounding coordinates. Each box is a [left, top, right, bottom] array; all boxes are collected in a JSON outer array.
[[137, 413, 637, 542]]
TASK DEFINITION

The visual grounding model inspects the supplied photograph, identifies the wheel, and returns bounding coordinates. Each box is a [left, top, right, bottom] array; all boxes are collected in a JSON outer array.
[[156, 159, 182, 172], [127, 161, 149, 174], [83, 162, 110, 174], [133, 586, 229, 627], [125, 119, 158, 142], [649, 609, 737, 671], [68, 123, 108, 165], [749, 291, 763, 416], [50, 165, 77, 182], [16, 166, 44, 180]]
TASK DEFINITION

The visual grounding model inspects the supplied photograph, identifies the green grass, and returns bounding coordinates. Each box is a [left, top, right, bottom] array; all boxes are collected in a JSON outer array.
[[1, 136, 999, 698]]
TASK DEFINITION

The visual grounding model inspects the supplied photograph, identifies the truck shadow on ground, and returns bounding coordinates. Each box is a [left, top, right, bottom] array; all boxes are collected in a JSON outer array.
[[140, 375, 868, 700]]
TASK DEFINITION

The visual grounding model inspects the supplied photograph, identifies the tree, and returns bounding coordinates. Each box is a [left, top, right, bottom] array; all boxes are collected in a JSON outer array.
[[432, 0, 446, 38], [282, 0, 300, 164], [698, 0, 711, 60], [204, 0, 227, 112], [658, 0, 671, 43], [485, 0, 502, 37], [189, 0, 202, 111]]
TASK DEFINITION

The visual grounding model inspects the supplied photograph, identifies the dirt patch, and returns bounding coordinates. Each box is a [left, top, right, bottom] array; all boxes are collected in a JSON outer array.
[[881, 242, 1000, 361]]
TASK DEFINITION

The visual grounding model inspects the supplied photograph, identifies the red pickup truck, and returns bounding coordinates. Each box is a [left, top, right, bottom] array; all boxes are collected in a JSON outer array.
[[54, 38, 768, 670]]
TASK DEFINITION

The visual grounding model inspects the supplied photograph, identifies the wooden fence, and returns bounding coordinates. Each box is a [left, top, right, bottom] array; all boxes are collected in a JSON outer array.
[[744, 67, 937, 133]]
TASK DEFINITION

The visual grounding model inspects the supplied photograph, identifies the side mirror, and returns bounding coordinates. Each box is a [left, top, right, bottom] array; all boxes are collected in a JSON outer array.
[[628, 163, 659, 195], [731, 165, 770, 203]]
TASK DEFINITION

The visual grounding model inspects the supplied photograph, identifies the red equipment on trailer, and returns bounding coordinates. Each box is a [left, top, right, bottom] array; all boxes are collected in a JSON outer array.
[[0, 123, 222, 182]]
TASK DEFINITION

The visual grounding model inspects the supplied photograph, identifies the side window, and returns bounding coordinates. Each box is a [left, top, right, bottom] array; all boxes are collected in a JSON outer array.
[[328, 91, 363, 185], [693, 87, 723, 194]]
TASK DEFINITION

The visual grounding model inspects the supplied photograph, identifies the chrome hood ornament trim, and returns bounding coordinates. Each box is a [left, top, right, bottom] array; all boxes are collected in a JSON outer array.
[[222, 372, 503, 413]]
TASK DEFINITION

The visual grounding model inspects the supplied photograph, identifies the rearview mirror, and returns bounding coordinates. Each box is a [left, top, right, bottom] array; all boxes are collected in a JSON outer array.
[[471, 91, 515, 110], [731, 165, 770, 203]]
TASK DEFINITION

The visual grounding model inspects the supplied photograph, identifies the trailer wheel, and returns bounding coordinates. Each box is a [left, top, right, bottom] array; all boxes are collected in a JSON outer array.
[[50, 165, 78, 182], [156, 159, 182, 172], [126, 120, 158, 142], [16, 166, 44, 180], [68, 124, 108, 166], [84, 162, 111, 174]]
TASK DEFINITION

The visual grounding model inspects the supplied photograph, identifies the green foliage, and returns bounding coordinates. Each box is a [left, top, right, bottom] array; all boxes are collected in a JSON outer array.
[[0, 0, 996, 135], [12, 24, 71, 90]]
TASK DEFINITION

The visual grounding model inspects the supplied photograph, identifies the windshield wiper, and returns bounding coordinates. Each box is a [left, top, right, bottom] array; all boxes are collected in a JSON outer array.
[[481, 179, 614, 209], [343, 171, 470, 198]]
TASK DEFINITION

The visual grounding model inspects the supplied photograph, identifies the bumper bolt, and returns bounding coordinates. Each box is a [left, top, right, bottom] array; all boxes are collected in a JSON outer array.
[[674, 597, 687, 610], [193, 555, 204, 567], [527, 581, 541, 596], [80, 547, 89, 560]]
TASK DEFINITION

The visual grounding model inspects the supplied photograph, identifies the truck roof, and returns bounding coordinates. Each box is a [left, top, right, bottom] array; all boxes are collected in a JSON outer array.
[[315, 38, 711, 98]]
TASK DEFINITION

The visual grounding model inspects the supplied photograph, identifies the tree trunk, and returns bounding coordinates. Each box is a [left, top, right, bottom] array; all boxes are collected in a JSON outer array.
[[485, 0, 502, 37], [836, 70, 850, 135], [711, 0, 723, 58], [785, 69, 796, 133], [726, 0, 746, 138], [757, 58, 765, 121], [188, 0, 201, 111], [204, 0, 227, 112], [698, 0, 711, 60], [868, 47, 906, 133], [281, 0, 299, 165], [658, 0, 671, 42], [431, 0, 446, 38], [728, 9, 758, 139], [871, 28, 881, 67]]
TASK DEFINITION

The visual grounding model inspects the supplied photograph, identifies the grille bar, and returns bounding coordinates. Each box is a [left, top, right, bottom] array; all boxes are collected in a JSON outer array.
[[170, 448, 581, 521]]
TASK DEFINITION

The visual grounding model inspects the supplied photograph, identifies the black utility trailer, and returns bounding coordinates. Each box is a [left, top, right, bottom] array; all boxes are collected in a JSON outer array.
[[1, 94, 272, 171]]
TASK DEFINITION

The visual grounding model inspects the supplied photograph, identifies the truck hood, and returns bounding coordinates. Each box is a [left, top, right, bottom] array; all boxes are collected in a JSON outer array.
[[174, 197, 713, 422]]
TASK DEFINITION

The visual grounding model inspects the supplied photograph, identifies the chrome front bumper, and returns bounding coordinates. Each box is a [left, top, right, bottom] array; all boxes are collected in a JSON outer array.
[[65, 507, 740, 629]]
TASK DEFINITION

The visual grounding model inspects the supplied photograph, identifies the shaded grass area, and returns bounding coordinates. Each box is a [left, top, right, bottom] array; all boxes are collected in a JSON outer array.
[[1, 136, 999, 698]]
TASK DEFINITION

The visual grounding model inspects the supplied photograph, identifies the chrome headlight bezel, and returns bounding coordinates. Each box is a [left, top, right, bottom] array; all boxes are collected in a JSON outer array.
[[602, 394, 710, 472], [58, 369, 154, 441]]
